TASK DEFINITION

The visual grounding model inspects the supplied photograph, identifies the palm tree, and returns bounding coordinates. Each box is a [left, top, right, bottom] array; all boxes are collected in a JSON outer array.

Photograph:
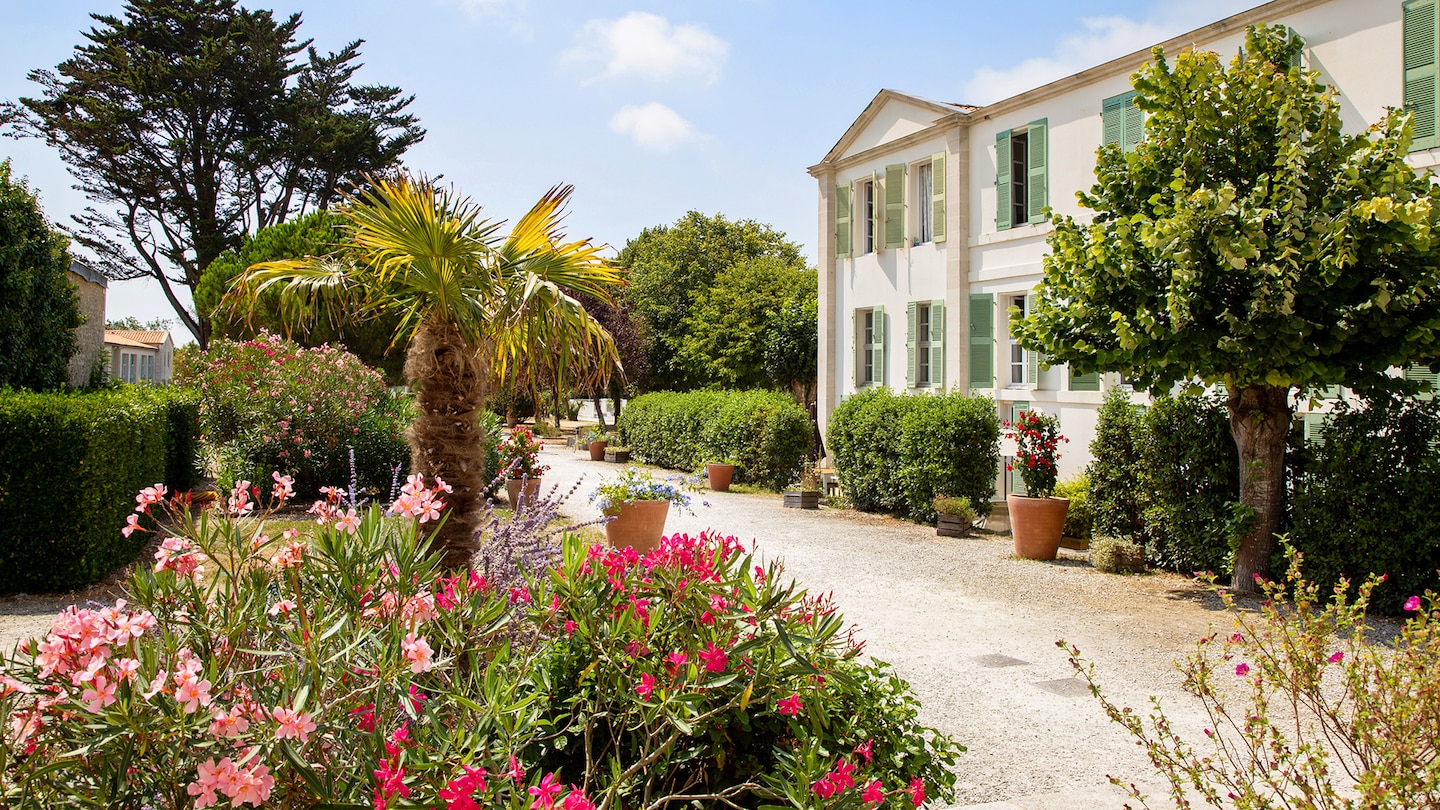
[[227, 175, 623, 567]]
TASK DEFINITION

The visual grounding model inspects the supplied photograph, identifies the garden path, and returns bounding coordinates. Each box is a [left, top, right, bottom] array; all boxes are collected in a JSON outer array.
[[545, 445, 1237, 810]]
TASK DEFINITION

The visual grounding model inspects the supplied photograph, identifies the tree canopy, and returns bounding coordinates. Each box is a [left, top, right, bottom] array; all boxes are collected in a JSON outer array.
[[677, 256, 816, 392], [0, 160, 81, 391], [1012, 25, 1440, 591], [618, 211, 805, 391], [3, 0, 423, 348]]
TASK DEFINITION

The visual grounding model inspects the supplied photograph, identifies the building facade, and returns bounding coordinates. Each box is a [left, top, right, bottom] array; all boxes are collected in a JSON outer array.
[[66, 260, 108, 389], [810, 0, 1440, 491], [104, 330, 175, 385]]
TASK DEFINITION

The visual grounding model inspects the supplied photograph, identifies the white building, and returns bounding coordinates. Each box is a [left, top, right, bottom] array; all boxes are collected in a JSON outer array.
[[104, 330, 175, 385], [809, 0, 1440, 495]]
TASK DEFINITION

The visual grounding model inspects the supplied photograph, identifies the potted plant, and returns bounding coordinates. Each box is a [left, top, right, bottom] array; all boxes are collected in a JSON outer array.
[[580, 426, 612, 461], [604, 444, 632, 463], [703, 455, 739, 492], [932, 495, 975, 537], [1005, 409, 1070, 560], [498, 425, 550, 513], [590, 467, 697, 553], [783, 462, 822, 509]]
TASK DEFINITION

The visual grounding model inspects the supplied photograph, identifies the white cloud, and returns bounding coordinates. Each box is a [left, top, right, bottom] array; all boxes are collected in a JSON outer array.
[[609, 103, 696, 150], [960, 3, 1261, 105], [566, 12, 728, 84], [441, 0, 533, 37]]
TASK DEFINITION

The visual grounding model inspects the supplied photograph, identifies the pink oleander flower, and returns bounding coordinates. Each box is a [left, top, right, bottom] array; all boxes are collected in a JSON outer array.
[[272, 706, 317, 743], [418, 494, 445, 523], [830, 758, 855, 790], [122, 513, 144, 537], [564, 619, 577, 635], [401, 633, 434, 674], [699, 641, 728, 673], [188, 757, 235, 809], [507, 755, 525, 782], [80, 674, 117, 713], [174, 673, 214, 714], [1405, 595, 1423, 611], [351, 703, 377, 732], [529, 772, 563, 810], [374, 759, 410, 805], [268, 600, 297, 617], [228, 480, 254, 516], [562, 788, 596, 810], [855, 739, 874, 763], [1329, 651, 1345, 664], [408, 684, 428, 713], [909, 777, 926, 807], [335, 508, 361, 535], [636, 672, 657, 699], [1235, 663, 1251, 677], [666, 650, 688, 674], [135, 483, 167, 512], [440, 765, 488, 810], [777, 693, 802, 716], [209, 707, 250, 738], [862, 780, 884, 803], [271, 472, 295, 503]]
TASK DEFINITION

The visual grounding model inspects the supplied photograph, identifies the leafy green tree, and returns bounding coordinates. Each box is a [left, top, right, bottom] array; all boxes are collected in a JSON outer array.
[[196, 209, 405, 381], [677, 256, 814, 391], [0, 160, 80, 391], [763, 277, 818, 405], [3, 0, 423, 349], [619, 212, 804, 390], [1013, 26, 1440, 592], [105, 316, 173, 332]]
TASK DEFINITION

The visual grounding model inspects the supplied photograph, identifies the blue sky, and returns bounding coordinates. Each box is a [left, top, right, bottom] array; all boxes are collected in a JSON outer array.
[[2, 0, 1263, 339]]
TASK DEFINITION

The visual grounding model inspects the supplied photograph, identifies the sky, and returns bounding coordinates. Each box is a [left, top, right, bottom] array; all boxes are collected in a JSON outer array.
[[1, 0, 1266, 343]]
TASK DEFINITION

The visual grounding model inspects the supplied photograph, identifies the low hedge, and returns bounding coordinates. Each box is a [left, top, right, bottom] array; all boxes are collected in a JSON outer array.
[[0, 386, 199, 593], [828, 388, 1000, 523], [617, 390, 813, 489]]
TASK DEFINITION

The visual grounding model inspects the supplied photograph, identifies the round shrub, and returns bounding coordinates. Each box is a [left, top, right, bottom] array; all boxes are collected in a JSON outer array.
[[1087, 388, 1145, 539], [1139, 392, 1241, 576], [1053, 475, 1092, 540], [1090, 535, 1147, 574], [826, 388, 909, 513]]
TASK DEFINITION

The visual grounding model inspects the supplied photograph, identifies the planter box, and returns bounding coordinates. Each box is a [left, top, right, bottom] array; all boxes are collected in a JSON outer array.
[[604, 448, 631, 463], [936, 514, 971, 537], [783, 490, 820, 509]]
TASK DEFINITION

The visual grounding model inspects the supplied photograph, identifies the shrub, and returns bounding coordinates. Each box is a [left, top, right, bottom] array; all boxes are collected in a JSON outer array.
[[1066, 548, 1440, 806], [0, 160, 81, 392], [932, 495, 975, 519], [0, 386, 196, 592], [0, 480, 963, 808], [1139, 392, 1241, 576], [1087, 388, 1145, 538], [177, 331, 406, 498], [1089, 535, 1146, 575], [829, 388, 999, 522], [618, 390, 813, 490], [1053, 475, 1092, 539], [1289, 396, 1440, 613]]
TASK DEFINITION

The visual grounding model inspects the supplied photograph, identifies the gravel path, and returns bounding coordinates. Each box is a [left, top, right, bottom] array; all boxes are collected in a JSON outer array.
[[1, 443, 1243, 808]]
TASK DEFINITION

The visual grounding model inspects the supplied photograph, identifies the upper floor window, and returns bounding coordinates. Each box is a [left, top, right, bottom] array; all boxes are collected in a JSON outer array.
[[916, 162, 933, 244], [1102, 91, 1144, 153], [1405, 0, 1440, 151], [860, 178, 877, 255], [995, 119, 1048, 231]]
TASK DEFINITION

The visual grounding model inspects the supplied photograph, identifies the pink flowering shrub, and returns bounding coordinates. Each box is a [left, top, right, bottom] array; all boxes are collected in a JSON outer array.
[[1064, 545, 1440, 808], [176, 331, 409, 497], [0, 478, 960, 808]]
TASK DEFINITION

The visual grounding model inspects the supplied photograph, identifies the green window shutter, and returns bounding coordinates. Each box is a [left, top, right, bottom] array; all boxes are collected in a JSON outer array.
[[906, 302, 918, 388], [835, 183, 852, 259], [1405, 0, 1440, 151], [1303, 412, 1330, 445], [884, 164, 906, 249], [1286, 26, 1304, 70], [853, 310, 864, 388], [1008, 401, 1031, 496], [930, 152, 946, 243], [1026, 119, 1048, 224], [968, 294, 994, 388], [1102, 94, 1125, 146], [1024, 293, 1039, 388], [872, 306, 886, 386], [871, 171, 884, 251], [930, 300, 945, 389], [1122, 95, 1143, 151], [1406, 363, 1439, 399], [995, 132, 1012, 231], [1070, 367, 1101, 392]]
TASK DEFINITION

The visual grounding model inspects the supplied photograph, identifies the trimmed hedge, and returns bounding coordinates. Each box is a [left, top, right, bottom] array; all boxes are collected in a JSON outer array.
[[0, 386, 199, 593], [828, 388, 1000, 523], [617, 390, 813, 489]]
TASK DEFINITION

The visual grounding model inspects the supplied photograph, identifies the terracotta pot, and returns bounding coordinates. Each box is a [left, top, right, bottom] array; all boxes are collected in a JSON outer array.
[[1009, 495, 1070, 561], [587, 440, 608, 461], [604, 499, 670, 555], [505, 477, 541, 512], [706, 463, 735, 492]]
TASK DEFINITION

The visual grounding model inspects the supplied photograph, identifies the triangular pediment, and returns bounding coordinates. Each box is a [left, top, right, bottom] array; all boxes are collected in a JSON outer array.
[[819, 89, 972, 165]]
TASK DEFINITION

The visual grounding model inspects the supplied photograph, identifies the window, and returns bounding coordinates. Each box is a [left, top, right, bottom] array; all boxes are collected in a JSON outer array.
[[1009, 296, 1028, 386], [995, 120, 1048, 230], [1102, 91, 1144, 152], [907, 300, 945, 388], [834, 182, 853, 259], [860, 179, 877, 254], [968, 294, 994, 389], [854, 307, 885, 387], [916, 162, 933, 244], [1406, 0, 1439, 151]]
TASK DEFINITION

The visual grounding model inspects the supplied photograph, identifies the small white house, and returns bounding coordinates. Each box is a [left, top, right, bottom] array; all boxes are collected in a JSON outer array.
[[104, 330, 174, 385]]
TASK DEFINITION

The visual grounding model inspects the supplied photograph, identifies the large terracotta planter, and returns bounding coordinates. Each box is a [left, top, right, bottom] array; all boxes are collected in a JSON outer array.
[[587, 440, 608, 461], [506, 477, 541, 512], [604, 499, 670, 555], [1009, 495, 1070, 561], [706, 463, 735, 492]]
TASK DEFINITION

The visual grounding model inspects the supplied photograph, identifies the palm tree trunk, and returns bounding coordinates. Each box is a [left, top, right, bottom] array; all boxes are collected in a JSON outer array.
[[405, 317, 488, 569]]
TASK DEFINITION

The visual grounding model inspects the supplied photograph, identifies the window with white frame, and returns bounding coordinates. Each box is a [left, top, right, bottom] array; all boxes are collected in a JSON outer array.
[[853, 307, 885, 387], [916, 161, 933, 244], [1008, 294, 1034, 387], [860, 179, 876, 255], [916, 304, 932, 385]]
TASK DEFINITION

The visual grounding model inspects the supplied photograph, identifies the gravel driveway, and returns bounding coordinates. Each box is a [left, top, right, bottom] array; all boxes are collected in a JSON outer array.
[[1, 443, 1241, 808]]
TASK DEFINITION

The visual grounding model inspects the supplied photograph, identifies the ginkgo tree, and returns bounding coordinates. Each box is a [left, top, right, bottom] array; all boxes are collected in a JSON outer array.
[[1013, 25, 1440, 593]]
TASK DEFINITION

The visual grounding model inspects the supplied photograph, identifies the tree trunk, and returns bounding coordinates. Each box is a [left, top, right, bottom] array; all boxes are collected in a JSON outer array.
[[404, 317, 488, 569], [1226, 384, 1292, 594], [592, 393, 608, 431]]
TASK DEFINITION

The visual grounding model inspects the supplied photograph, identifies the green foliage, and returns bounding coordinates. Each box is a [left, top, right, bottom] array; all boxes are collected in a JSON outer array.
[[678, 256, 816, 391], [6, 0, 423, 346], [932, 495, 975, 520], [1289, 396, 1440, 613], [619, 212, 805, 391], [1054, 475, 1092, 540], [827, 388, 1000, 523], [1139, 393, 1242, 575], [764, 283, 819, 401], [176, 331, 406, 498], [105, 316, 173, 331], [196, 210, 407, 381], [1005, 410, 1066, 499], [0, 160, 80, 391], [1089, 535, 1147, 575], [1087, 388, 1146, 538], [1068, 548, 1440, 807], [0, 386, 196, 592], [617, 390, 813, 490]]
